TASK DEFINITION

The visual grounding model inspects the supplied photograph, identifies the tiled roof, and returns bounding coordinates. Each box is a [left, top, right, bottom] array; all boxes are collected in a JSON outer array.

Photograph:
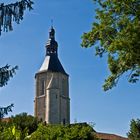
[[38, 54, 68, 75], [1, 117, 11, 122], [96, 132, 128, 140]]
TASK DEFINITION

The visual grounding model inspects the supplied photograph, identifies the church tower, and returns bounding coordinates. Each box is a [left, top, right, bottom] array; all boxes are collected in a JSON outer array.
[[34, 27, 70, 124]]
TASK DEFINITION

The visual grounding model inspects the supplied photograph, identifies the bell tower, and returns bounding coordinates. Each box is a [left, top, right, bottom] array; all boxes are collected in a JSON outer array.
[[34, 27, 70, 124]]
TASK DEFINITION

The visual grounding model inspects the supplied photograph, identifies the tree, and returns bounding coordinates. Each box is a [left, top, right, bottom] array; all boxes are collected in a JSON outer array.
[[0, 65, 17, 119], [0, 103, 14, 119], [0, 0, 33, 35], [81, 0, 140, 91], [0, 113, 39, 140], [29, 123, 97, 140], [0, 118, 98, 140], [127, 119, 140, 140], [10, 113, 39, 135], [0, 125, 22, 140], [0, 0, 33, 118]]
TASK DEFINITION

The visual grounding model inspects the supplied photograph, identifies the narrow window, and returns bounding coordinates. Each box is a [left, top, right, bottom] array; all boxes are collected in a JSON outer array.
[[62, 79, 65, 95], [63, 118, 66, 125], [40, 79, 45, 95]]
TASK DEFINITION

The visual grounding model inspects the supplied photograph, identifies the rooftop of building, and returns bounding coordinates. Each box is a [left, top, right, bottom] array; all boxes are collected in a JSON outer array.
[[95, 132, 128, 140]]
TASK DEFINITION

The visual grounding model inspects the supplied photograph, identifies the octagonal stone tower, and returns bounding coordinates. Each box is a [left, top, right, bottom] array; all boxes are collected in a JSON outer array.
[[34, 27, 70, 124]]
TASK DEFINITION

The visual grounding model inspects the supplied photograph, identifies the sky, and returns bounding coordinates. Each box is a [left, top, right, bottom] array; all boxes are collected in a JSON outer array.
[[0, 0, 140, 137]]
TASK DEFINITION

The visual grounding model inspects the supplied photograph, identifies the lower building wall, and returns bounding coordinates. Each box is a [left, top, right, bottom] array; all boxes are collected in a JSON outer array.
[[35, 95, 46, 121], [47, 89, 60, 124], [35, 72, 70, 124]]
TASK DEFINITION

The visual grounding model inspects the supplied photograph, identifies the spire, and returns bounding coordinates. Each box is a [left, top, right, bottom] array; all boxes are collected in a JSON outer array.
[[46, 26, 58, 56], [39, 26, 68, 75]]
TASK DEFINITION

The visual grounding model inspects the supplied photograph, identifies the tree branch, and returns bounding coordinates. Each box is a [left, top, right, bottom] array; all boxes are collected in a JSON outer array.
[[0, 0, 33, 35]]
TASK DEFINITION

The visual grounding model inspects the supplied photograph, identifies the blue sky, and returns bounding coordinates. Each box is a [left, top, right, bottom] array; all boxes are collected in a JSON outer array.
[[0, 0, 140, 137]]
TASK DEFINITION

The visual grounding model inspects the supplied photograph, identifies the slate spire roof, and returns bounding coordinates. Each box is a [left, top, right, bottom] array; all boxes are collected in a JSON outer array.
[[39, 26, 67, 75]]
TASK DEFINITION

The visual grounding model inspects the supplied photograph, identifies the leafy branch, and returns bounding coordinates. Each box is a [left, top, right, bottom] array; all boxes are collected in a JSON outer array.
[[82, 0, 140, 91], [0, 103, 14, 119], [0, 65, 18, 87], [0, 0, 34, 35], [0, 65, 18, 119]]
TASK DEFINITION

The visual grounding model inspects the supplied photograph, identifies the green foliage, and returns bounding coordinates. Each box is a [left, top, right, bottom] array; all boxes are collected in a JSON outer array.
[[128, 119, 140, 140], [0, 64, 18, 119], [0, 0, 33, 119], [0, 126, 22, 140], [0, 0, 34, 35], [0, 113, 39, 140], [28, 123, 96, 140], [0, 103, 14, 119], [0, 116, 97, 140], [10, 113, 39, 135], [81, 0, 140, 91], [0, 65, 18, 87]]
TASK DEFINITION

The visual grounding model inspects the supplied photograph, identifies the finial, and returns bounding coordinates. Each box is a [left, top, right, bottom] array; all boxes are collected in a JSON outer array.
[[49, 20, 55, 40]]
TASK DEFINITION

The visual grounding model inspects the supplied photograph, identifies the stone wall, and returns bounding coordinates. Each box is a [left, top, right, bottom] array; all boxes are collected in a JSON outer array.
[[34, 71, 70, 124]]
